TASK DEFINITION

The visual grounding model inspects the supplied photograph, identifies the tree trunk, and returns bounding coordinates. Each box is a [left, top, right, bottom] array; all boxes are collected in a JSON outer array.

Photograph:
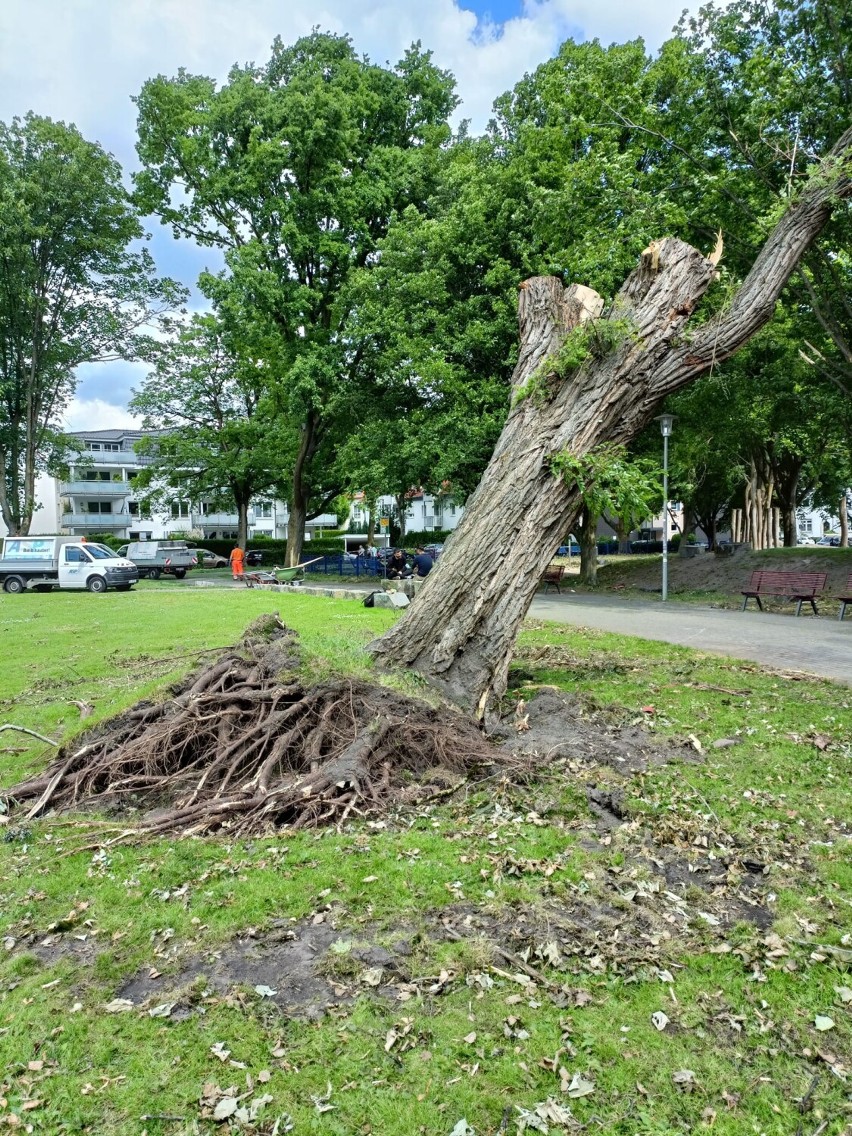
[[236, 498, 250, 550], [395, 493, 407, 541], [369, 129, 852, 717], [773, 455, 802, 546], [840, 492, 850, 548], [285, 414, 317, 567], [743, 454, 775, 550], [678, 505, 697, 556], [578, 509, 599, 585]]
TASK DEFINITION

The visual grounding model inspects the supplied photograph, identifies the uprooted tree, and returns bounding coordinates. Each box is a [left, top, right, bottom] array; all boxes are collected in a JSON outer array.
[[5, 131, 851, 838], [369, 127, 852, 718]]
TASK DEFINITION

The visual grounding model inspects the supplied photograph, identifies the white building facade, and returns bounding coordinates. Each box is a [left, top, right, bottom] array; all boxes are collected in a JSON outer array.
[[28, 429, 336, 542]]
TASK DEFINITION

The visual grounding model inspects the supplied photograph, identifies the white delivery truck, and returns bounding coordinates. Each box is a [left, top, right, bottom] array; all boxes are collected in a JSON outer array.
[[118, 540, 197, 580], [0, 537, 139, 594]]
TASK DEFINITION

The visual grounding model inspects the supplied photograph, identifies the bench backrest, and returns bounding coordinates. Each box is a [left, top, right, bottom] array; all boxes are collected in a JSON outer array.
[[746, 570, 827, 594], [542, 564, 565, 582]]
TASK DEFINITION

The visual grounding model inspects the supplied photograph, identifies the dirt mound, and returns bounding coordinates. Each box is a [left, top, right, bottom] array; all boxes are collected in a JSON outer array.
[[595, 547, 850, 599]]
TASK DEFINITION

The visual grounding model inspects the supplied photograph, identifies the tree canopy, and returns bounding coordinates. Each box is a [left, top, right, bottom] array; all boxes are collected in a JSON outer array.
[[133, 31, 458, 563], [0, 113, 182, 534]]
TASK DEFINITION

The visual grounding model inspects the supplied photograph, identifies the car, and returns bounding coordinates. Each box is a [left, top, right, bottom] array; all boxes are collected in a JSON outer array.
[[423, 543, 444, 559], [246, 550, 264, 566], [194, 547, 229, 568], [815, 535, 841, 547]]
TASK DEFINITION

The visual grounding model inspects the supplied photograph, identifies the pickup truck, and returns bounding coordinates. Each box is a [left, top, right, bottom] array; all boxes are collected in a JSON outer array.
[[0, 537, 138, 594], [117, 540, 197, 580]]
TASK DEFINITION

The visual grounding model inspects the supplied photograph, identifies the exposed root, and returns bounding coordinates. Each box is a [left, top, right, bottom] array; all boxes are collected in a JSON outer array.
[[5, 615, 502, 838]]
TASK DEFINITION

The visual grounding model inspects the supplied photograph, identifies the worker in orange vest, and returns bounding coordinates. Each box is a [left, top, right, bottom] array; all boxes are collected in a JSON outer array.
[[229, 545, 245, 580]]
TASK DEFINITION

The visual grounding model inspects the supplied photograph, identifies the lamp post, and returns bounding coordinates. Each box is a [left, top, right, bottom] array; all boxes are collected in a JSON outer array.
[[655, 414, 675, 601]]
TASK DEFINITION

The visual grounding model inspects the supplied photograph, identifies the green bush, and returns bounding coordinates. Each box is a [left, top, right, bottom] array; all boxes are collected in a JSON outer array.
[[402, 529, 456, 545]]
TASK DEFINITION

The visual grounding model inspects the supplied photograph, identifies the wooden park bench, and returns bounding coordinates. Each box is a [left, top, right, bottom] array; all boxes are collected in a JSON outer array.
[[541, 563, 566, 593], [839, 573, 852, 622], [741, 570, 827, 616]]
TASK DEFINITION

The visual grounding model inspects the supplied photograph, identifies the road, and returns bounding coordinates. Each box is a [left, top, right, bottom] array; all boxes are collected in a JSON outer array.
[[529, 592, 852, 686]]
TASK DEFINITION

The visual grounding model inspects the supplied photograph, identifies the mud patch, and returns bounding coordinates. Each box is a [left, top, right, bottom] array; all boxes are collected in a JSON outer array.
[[495, 688, 698, 775], [117, 919, 420, 1020]]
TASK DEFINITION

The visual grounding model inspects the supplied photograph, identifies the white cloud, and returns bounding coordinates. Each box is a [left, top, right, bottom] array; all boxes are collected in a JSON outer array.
[[1, 0, 695, 152], [63, 398, 141, 434], [2, 0, 700, 431]]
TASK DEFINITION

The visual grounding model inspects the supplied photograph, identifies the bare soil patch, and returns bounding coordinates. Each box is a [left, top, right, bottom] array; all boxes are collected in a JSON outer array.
[[592, 547, 851, 601]]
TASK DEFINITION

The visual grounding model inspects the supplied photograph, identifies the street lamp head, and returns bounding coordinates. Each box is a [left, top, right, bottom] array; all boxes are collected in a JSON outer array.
[[655, 413, 676, 438]]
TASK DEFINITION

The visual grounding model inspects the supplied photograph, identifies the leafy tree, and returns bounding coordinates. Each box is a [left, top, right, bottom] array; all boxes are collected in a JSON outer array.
[[133, 31, 457, 565], [0, 113, 182, 534], [129, 313, 286, 546], [552, 445, 661, 583]]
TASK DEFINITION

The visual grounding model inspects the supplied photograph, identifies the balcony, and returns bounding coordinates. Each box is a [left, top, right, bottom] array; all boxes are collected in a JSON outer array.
[[73, 451, 155, 467], [61, 512, 133, 530], [61, 480, 131, 497], [199, 512, 239, 526]]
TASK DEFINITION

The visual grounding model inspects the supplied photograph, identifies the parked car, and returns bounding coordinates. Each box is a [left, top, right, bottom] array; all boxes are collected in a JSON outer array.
[[194, 548, 229, 568], [815, 535, 841, 547], [423, 543, 444, 559], [246, 549, 264, 566]]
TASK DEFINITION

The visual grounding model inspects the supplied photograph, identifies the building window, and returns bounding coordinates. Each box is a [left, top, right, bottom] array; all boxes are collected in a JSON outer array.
[[803, 517, 814, 533], [86, 501, 113, 514], [104, 443, 120, 452], [170, 501, 190, 518]]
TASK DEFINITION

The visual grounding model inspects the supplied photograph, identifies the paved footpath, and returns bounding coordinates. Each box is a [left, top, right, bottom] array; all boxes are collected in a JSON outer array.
[[529, 593, 852, 686]]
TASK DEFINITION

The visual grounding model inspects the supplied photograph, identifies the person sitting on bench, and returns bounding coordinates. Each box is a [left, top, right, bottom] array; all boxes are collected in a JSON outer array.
[[386, 549, 410, 579], [411, 546, 434, 578]]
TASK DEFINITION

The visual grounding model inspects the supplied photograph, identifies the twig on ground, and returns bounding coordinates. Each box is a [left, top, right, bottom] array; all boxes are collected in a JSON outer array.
[[0, 724, 58, 746]]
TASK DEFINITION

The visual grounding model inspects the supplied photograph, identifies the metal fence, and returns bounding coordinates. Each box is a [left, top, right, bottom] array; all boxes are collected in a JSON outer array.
[[301, 555, 389, 579]]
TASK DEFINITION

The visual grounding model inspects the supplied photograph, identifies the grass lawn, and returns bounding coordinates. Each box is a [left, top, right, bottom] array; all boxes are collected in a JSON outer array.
[[0, 589, 850, 1135]]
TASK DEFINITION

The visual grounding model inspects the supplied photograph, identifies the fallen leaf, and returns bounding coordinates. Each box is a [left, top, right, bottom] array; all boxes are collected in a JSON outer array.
[[448, 1121, 474, 1136], [254, 985, 277, 998], [672, 1069, 696, 1092], [566, 1072, 595, 1098], [835, 986, 852, 1004], [103, 998, 134, 1014], [210, 1042, 231, 1062], [463, 1031, 477, 1044], [213, 1096, 238, 1120], [814, 1016, 835, 1031], [651, 1011, 670, 1031], [362, 967, 384, 987], [148, 1002, 175, 1018]]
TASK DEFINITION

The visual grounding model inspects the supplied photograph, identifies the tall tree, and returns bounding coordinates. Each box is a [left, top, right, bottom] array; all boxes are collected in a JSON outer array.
[[133, 32, 457, 565], [0, 113, 181, 534]]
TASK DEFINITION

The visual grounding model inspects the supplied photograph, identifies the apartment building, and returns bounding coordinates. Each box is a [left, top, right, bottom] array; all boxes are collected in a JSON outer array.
[[52, 429, 335, 541]]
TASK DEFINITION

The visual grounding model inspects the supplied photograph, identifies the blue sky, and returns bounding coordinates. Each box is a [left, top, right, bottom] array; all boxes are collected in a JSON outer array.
[[0, 0, 696, 428]]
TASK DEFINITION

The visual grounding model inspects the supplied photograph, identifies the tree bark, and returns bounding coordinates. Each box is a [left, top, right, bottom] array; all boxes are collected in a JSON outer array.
[[839, 493, 849, 547], [285, 413, 318, 567], [369, 128, 852, 717], [578, 509, 599, 585]]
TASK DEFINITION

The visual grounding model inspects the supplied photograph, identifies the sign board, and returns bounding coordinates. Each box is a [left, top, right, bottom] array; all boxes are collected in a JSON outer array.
[[379, 518, 389, 528]]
